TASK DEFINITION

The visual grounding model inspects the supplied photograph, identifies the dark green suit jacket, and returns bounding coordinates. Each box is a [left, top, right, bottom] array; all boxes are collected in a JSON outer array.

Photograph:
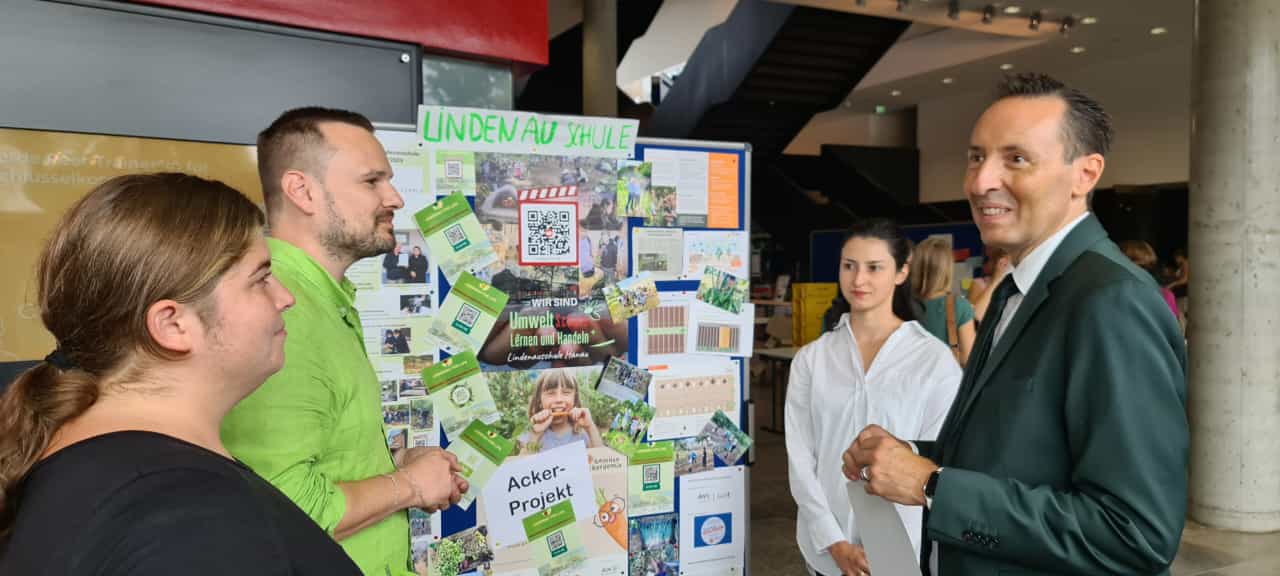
[[918, 215, 1188, 575]]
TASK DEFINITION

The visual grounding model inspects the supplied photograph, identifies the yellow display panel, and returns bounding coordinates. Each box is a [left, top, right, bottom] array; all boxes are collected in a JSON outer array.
[[0, 128, 259, 361]]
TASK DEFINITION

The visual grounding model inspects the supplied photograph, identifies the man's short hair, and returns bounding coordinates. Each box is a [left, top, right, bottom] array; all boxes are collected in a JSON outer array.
[[257, 106, 375, 217], [996, 73, 1113, 161]]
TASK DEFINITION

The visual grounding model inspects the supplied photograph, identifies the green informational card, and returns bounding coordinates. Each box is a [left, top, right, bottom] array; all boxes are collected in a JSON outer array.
[[523, 500, 586, 576], [422, 350, 500, 439], [430, 271, 508, 353], [446, 419, 514, 510], [627, 441, 675, 516], [415, 192, 499, 284]]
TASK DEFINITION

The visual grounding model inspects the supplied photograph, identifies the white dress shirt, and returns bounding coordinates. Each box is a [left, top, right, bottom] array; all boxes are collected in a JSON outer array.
[[992, 212, 1091, 346], [786, 315, 963, 576]]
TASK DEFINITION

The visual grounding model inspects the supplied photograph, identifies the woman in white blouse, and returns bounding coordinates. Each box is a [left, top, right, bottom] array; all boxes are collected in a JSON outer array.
[[786, 219, 962, 576]]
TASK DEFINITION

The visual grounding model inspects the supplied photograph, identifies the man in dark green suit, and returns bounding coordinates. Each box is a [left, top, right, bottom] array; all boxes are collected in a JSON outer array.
[[842, 73, 1188, 575]]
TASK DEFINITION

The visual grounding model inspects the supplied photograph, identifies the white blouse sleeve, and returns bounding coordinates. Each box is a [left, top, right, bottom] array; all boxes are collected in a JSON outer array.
[[785, 345, 846, 553]]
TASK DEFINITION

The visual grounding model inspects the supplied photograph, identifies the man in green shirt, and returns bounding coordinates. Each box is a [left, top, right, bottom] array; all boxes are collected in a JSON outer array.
[[222, 107, 466, 575]]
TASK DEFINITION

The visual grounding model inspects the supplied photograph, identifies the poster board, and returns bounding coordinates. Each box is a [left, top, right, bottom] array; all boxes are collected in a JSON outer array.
[[367, 118, 754, 576]]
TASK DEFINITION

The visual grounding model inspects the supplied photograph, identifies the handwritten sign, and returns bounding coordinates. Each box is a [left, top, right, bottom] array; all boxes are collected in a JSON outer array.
[[418, 106, 638, 158]]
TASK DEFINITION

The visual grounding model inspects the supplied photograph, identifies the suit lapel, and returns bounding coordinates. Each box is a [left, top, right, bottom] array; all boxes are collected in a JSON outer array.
[[936, 215, 1110, 463]]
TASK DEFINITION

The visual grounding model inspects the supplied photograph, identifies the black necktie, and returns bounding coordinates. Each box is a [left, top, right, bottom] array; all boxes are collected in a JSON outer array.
[[921, 275, 1019, 575]]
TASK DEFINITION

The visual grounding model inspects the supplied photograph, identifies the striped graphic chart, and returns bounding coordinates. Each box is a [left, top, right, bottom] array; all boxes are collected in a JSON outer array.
[[646, 305, 687, 355], [695, 323, 740, 354]]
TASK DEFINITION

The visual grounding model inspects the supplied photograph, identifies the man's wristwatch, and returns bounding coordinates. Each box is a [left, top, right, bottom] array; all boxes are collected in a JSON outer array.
[[924, 467, 943, 509]]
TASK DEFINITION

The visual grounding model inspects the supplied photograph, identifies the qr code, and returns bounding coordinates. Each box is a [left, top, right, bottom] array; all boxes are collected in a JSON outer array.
[[445, 159, 463, 179], [455, 303, 480, 331], [525, 208, 573, 257], [443, 223, 468, 249], [643, 464, 659, 484], [547, 530, 566, 553]]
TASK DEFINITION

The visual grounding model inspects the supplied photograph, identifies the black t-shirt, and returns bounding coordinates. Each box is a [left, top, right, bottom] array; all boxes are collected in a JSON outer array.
[[0, 431, 360, 576]]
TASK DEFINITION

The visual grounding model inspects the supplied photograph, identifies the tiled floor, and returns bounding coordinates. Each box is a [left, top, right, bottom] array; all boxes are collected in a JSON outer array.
[[747, 378, 1280, 576]]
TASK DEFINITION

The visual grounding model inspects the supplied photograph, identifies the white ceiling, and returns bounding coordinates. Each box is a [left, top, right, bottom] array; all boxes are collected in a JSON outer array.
[[775, 0, 1196, 113], [547, 0, 1195, 116]]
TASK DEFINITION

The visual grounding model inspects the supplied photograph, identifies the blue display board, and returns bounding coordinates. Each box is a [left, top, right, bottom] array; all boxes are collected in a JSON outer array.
[[430, 137, 754, 576]]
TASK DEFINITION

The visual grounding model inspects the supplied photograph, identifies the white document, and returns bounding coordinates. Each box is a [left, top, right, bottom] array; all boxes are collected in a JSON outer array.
[[645, 357, 740, 441], [679, 466, 746, 576], [631, 227, 684, 281], [674, 152, 709, 222], [482, 442, 597, 549], [846, 481, 923, 576], [687, 301, 754, 357]]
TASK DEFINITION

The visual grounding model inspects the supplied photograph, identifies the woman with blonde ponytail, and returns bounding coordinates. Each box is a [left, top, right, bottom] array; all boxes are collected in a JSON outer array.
[[0, 173, 360, 575]]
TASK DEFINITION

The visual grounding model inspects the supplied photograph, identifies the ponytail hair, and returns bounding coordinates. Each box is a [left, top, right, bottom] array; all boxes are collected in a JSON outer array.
[[826, 218, 916, 325], [0, 173, 264, 540]]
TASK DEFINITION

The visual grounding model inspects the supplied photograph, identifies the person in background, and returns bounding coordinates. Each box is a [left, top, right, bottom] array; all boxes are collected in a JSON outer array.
[[911, 237, 977, 366], [0, 173, 364, 575], [1168, 247, 1189, 324], [965, 245, 1011, 326], [786, 219, 962, 576], [1120, 240, 1181, 322], [221, 107, 464, 576], [383, 242, 406, 282]]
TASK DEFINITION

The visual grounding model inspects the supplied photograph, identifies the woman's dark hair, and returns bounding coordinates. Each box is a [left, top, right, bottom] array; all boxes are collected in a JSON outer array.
[[822, 218, 916, 328]]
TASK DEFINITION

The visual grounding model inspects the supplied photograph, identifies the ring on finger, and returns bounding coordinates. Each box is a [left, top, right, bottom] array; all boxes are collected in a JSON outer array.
[[860, 466, 870, 481]]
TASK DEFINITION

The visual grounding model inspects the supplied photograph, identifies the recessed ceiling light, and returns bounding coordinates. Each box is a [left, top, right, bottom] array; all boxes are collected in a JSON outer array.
[[843, 101, 853, 108], [875, 105, 887, 115], [1000, 63, 1014, 70], [1069, 46, 1087, 54], [942, 77, 955, 84], [1081, 16, 1098, 25], [1003, 5, 1022, 15], [1150, 26, 1168, 35], [891, 89, 902, 96]]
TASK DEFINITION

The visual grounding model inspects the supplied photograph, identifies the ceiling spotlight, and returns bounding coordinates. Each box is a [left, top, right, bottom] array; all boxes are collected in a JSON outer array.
[[982, 4, 996, 24], [1003, 5, 1022, 15], [1069, 45, 1087, 54], [942, 77, 955, 84], [947, 0, 960, 19], [891, 89, 903, 96], [999, 63, 1014, 70], [1028, 10, 1041, 31], [1150, 26, 1168, 35], [855, 0, 867, 6], [1060, 16, 1075, 36], [897, 0, 909, 12], [1080, 16, 1098, 25], [843, 100, 853, 108]]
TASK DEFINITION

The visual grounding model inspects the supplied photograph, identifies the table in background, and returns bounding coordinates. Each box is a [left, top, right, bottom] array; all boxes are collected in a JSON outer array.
[[754, 346, 796, 434]]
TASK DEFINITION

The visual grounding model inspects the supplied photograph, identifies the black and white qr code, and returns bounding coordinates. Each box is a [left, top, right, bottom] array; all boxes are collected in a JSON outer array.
[[445, 159, 463, 179], [547, 530, 566, 553], [455, 303, 480, 329], [522, 205, 575, 261], [443, 223, 467, 247], [643, 464, 659, 484]]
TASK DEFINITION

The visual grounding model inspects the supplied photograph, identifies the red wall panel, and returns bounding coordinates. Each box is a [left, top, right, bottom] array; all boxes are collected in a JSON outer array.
[[134, 0, 548, 66]]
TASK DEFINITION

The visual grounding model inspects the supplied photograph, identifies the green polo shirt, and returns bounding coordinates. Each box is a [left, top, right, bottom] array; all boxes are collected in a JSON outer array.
[[222, 238, 411, 576]]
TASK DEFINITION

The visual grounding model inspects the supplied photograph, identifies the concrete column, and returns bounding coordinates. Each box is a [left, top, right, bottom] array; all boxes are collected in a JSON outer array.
[[582, 0, 617, 117], [1188, 0, 1280, 532]]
